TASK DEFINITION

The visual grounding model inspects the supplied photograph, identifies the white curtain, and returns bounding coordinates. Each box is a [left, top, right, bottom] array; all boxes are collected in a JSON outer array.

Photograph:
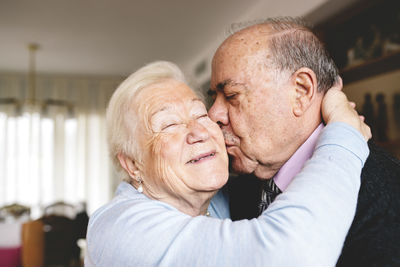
[[0, 73, 123, 217]]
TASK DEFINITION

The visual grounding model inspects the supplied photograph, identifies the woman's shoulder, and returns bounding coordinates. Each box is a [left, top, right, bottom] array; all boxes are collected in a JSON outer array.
[[86, 182, 195, 265], [89, 182, 172, 226]]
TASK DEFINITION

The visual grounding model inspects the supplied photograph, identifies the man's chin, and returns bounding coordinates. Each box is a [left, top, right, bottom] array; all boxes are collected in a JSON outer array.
[[229, 155, 257, 175], [253, 167, 278, 180]]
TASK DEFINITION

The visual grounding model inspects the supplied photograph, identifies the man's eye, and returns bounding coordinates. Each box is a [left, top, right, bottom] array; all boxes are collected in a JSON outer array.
[[226, 93, 237, 100]]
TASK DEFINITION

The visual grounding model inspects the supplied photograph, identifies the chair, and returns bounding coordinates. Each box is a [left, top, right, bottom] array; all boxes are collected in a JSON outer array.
[[0, 203, 30, 267], [21, 220, 44, 267], [0, 203, 30, 223], [0, 223, 23, 267], [41, 202, 80, 267], [43, 201, 76, 219]]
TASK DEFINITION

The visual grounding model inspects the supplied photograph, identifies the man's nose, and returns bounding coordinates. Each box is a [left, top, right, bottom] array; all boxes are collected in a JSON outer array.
[[186, 120, 209, 144], [208, 94, 229, 126]]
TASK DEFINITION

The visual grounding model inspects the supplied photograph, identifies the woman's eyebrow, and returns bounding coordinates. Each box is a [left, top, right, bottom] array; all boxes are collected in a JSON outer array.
[[192, 98, 203, 103], [152, 97, 203, 117], [151, 106, 172, 117]]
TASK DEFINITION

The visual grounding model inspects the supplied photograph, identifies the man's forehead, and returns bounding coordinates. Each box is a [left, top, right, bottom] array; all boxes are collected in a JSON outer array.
[[213, 34, 271, 73], [219, 25, 271, 50], [211, 49, 270, 81]]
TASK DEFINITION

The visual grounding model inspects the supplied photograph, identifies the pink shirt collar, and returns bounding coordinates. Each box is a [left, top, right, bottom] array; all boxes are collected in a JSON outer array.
[[274, 123, 324, 191]]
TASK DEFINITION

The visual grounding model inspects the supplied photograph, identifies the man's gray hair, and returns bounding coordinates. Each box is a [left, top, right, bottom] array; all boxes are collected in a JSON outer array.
[[106, 61, 186, 181], [229, 17, 339, 92]]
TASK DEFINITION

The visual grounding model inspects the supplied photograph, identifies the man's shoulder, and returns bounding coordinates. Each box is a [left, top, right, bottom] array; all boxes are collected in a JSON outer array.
[[359, 141, 400, 199], [338, 141, 400, 266], [363, 141, 400, 175]]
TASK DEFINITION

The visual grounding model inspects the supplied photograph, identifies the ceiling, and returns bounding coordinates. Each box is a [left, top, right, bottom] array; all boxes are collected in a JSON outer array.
[[0, 0, 358, 79]]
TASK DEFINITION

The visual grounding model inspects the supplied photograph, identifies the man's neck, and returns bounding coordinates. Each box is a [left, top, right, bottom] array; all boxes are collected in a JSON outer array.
[[273, 123, 324, 191], [253, 121, 323, 181]]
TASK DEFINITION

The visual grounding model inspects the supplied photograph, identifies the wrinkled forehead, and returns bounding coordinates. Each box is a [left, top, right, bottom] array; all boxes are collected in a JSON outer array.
[[133, 79, 202, 121], [210, 30, 274, 88]]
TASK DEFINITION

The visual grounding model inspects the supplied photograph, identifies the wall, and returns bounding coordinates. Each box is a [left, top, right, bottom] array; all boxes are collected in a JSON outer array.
[[344, 69, 400, 142]]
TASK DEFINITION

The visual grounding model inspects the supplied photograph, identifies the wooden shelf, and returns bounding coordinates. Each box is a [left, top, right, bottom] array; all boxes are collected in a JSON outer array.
[[315, 0, 400, 84], [340, 51, 400, 84]]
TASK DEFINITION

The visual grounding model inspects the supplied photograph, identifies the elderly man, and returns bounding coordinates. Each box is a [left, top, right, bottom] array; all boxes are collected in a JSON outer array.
[[208, 17, 400, 266]]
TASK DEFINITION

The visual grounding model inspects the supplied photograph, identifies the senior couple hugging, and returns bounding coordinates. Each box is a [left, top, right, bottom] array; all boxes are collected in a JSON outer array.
[[86, 17, 400, 267]]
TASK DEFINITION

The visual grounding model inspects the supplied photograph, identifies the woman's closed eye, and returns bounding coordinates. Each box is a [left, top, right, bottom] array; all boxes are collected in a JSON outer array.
[[197, 114, 208, 120], [162, 122, 179, 131]]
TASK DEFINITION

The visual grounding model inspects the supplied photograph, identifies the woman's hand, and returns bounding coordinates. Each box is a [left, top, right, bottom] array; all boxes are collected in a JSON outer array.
[[322, 78, 372, 141]]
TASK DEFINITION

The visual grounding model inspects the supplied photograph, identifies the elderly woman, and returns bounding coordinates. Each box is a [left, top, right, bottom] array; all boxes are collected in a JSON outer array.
[[86, 61, 370, 266]]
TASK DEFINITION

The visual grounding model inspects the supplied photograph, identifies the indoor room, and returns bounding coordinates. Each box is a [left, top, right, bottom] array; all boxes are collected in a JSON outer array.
[[1, 0, 399, 266]]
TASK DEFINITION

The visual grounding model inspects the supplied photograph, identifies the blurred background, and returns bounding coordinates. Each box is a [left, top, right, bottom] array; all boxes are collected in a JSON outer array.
[[0, 0, 399, 266]]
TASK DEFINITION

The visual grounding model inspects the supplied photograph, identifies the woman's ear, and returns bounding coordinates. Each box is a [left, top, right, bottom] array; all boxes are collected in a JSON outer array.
[[291, 67, 318, 117], [117, 153, 139, 180]]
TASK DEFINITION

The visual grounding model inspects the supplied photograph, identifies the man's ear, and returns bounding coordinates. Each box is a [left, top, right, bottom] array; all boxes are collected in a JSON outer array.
[[117, 153, 139, 180], [291, 67, 318, 117]]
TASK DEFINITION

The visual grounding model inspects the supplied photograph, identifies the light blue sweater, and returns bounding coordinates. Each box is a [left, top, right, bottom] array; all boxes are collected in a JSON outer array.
[[86, 122, 369, 267]]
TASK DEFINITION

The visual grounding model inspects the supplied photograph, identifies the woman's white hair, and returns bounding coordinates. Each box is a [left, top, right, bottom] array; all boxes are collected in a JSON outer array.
[[106, 61, 186, 181]]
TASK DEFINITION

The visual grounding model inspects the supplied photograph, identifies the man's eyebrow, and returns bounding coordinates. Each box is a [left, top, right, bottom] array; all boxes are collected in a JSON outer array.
[[207, 89, 216, 96], [207, 79, 232, 96]]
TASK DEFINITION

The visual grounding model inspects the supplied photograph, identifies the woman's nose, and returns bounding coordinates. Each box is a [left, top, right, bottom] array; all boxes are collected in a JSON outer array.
[[186, 121, 209, 144]]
